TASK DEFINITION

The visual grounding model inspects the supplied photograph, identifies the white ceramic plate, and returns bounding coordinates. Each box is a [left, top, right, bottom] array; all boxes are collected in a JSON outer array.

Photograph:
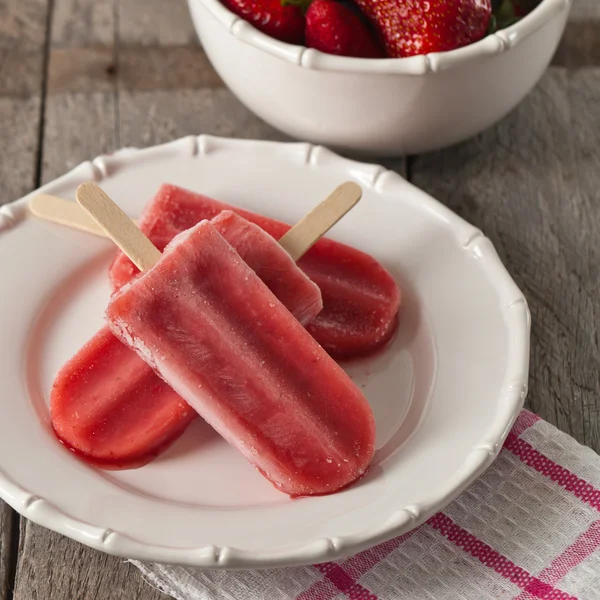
[[0, 136, 530, 568]]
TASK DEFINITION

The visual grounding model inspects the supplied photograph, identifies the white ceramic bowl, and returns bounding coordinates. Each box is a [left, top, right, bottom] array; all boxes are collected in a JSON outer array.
[[187, 0, 570, 155]]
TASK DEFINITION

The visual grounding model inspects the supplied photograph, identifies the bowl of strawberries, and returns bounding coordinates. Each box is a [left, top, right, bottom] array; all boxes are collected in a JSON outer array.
[[187, 0, 571, 155]]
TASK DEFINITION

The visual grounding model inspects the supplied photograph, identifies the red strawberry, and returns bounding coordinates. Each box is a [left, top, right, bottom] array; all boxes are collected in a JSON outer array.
[[221, 0, 306, 44], [354, 0, 492, 58], [306, 0, 386, 58]]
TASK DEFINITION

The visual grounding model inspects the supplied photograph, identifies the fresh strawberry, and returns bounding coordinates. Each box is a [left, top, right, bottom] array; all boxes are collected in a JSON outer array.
[[221, 0, 306, 44], [354, 0, 492, 58], [305, 0, 385, 58]]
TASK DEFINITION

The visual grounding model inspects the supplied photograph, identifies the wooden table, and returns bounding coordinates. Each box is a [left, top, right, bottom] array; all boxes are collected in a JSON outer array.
[[0, 0, 598, 597]]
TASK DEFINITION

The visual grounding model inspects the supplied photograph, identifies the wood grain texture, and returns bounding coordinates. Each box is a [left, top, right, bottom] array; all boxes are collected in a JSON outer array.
[[76, 181, 162, 270], [0, 96, 43, 201], [567, 68, 600, 451], [42, 92, 117, 183], [45, 0, 119, 167], [410, 67, 600, 451], [48, 46, 117, 93], [118, 88, 287, 147], [553, 22, 600, 67], [119, 46, 221, 91], [51, 0, 115, 46], [0, 0, 52, 97], [279, 181, 363, 261], [118, 0, 198, 46], [13, 522, 168, 600], [29, 193, 130, 236], [47, 45, 220, 94], [0, 0, 48, 48], [0, 506, 15, 600], [569, 0, 600, 20]]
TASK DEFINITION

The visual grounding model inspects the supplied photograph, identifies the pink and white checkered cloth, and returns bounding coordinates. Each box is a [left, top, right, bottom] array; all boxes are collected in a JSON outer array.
[[133, 411, 600, 600]]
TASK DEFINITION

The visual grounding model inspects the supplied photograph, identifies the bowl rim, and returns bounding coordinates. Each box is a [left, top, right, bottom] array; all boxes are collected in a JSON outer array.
[[188, 0, 571, 74]]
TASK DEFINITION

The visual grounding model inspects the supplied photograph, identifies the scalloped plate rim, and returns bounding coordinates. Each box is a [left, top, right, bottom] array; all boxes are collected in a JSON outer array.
[[0, 134, 530, 568]]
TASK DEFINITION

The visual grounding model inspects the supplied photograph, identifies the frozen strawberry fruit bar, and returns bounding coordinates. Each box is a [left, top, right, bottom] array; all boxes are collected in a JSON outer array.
[[51, 212, 323, 469], [106, 220, 376, 495], [109, 184, 400, 358], [51, 327, 194, 468], [211, 210, 322, 325]]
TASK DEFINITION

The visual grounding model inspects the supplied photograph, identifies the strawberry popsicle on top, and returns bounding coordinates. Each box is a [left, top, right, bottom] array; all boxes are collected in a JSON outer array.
[[109, 184, 401, 359], [51, 211, 323, 468], [107, 219, 376, 495]]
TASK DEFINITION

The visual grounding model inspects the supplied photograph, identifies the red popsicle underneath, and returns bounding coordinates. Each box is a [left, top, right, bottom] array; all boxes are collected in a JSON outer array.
[[51, 327, 195, 468], [110, 184, 401, 358]]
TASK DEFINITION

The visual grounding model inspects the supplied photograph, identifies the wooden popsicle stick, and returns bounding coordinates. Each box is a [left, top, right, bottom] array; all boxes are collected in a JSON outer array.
[[28, 193, 138, 237], [278, 181, 362, 261], [76, 182, 161, 271], [36, 181, 362, 267]]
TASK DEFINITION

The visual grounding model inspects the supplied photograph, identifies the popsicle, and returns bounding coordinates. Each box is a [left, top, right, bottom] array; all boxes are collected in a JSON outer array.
[[51, 326, 195, 468], [109, 184, 401, 358], [79, 183, 376, 495], [50, 185, 362, 470]]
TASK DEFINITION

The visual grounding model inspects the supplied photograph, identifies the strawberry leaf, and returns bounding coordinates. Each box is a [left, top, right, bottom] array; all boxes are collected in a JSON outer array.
[[494, 0, 515, 21], [492, 0, 524, 30]]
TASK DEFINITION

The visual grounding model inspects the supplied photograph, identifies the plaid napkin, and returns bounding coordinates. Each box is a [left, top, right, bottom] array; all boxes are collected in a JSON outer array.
[[133, 411, 600, 600]]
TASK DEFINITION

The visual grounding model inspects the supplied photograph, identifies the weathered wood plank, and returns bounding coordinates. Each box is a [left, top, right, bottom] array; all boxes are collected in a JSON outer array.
[[48, 46, 116, 94], [409, 67, 600, 452], [118, 88, 287, 147], [118, 0, 198, 46], [0, 0, 50, 53], [119, 46, 221, 91], [0, 96, 43, 201], [555, 0, 600, 67], [0, 507, 15, 600], [554, 22, 600, 67], [569, 0, 600, 20], [41, 91, 117, 184], [0, 0, 50, 97], [51, 0, 115, 46], [0, 0, 49, 196], [14, 521, 168, 600], [567, 68, 600, 452], [0, 52, 47, 98], [47, 46, 220, 94], [44, 0, 118, 169], [118, 87, 408, 185]]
